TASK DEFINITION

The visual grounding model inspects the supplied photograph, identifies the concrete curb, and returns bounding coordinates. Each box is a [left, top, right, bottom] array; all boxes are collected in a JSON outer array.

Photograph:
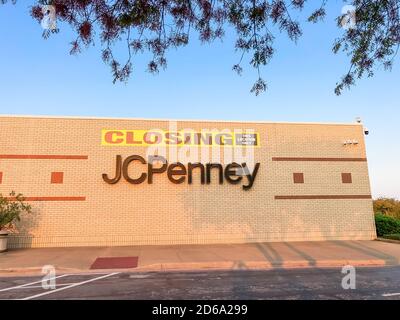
[[376, 238, 400, 244], [134, 259, 389, 272], [0, 259, 392, 277], [0, 267, 84, 277]]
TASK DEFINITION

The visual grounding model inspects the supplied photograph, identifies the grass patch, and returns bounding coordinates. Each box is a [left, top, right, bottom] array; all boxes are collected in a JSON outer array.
[[382, 234, 400, 241]]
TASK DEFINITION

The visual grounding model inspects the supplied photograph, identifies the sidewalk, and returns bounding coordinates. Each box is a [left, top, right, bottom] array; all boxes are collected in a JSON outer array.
[[1, 240, 400, 276]]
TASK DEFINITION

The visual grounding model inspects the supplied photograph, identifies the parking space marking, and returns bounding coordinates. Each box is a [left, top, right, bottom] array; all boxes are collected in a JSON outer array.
[[16, 283, 78, 289], [0, 274, 70, 293], [20, 272, 120, 300], [129, 274, 150, 279], [382, 292, 400, 297]]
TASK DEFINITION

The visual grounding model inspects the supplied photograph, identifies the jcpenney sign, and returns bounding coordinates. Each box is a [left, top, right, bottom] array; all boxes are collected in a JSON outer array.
[[102, 155, 260, 190]]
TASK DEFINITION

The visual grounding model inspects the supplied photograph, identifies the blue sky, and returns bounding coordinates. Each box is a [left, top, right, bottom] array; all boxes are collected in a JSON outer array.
[[0, 1, 399, 198]]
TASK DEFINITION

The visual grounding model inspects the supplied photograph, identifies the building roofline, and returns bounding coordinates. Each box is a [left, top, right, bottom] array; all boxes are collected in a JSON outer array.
[[0, 114, 363, 126]]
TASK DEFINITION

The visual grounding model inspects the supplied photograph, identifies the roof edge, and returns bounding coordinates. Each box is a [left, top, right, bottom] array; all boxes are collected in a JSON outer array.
[[0, 114, 363, 126]]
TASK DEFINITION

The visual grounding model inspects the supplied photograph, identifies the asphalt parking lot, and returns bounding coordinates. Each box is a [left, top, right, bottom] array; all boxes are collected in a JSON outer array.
[[1, 266, 400, 300]]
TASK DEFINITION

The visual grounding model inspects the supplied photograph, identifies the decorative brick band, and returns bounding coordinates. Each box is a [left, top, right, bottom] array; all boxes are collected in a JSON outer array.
[[5, 196, 86, 201], [275, 195, 372, 200], [272, 157, 367, 162], [0, 155, 88, 160]]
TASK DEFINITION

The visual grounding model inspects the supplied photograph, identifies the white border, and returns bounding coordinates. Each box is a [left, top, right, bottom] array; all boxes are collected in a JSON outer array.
[[0, 114, 363, 126]]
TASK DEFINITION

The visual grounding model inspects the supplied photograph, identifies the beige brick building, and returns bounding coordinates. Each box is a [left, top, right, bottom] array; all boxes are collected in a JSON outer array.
[[0, 115, 376, 248]]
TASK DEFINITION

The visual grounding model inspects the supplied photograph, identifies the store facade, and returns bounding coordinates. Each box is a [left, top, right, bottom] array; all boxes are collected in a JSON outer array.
[[0, 115, 376, 248]]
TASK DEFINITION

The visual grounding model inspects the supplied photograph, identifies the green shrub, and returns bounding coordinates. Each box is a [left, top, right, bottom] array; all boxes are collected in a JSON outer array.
[[0, 192, 32, 231], [375, 214, 400, 237], [382, 234, 400, 241]]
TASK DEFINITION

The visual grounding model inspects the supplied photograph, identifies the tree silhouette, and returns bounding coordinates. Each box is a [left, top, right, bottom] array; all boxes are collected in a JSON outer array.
[[2, 0, 399, 95]]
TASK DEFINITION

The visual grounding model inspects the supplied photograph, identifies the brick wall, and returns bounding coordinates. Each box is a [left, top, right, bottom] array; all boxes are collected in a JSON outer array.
[[0, 116, 376, 248]]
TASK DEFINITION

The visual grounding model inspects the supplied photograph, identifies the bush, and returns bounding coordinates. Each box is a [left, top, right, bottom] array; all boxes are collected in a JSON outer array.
[[375, 214, 400, 237], [382, 234, 400, 241], [0, 192, 32, 232], [373, 198, 400, 219]]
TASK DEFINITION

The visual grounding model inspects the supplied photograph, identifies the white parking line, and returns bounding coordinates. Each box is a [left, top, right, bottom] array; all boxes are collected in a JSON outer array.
[[382, 292, 400, 297], [16, 283, 78, 289], [0, 274, 70, 293], [20, 272, 119, 300]]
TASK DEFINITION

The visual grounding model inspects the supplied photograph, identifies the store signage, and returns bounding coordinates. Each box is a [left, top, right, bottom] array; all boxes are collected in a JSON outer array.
[[102, 155, 260, 190], [102, 130, 259, 147]]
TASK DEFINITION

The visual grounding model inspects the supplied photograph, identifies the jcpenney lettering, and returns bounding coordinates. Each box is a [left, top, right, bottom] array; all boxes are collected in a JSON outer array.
[[102, 155, 260, 190]]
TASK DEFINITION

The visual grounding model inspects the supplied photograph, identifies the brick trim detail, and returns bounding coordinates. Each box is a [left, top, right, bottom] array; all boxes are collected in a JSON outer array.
[[342, 173, 353, 184], [275, 195, 372, 200], [0, 155, 88, 160], [51, 172, 64, 184], [272, 157, 367, 162], [5, 197, 86, 201], [293, 173, 304, 184]]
